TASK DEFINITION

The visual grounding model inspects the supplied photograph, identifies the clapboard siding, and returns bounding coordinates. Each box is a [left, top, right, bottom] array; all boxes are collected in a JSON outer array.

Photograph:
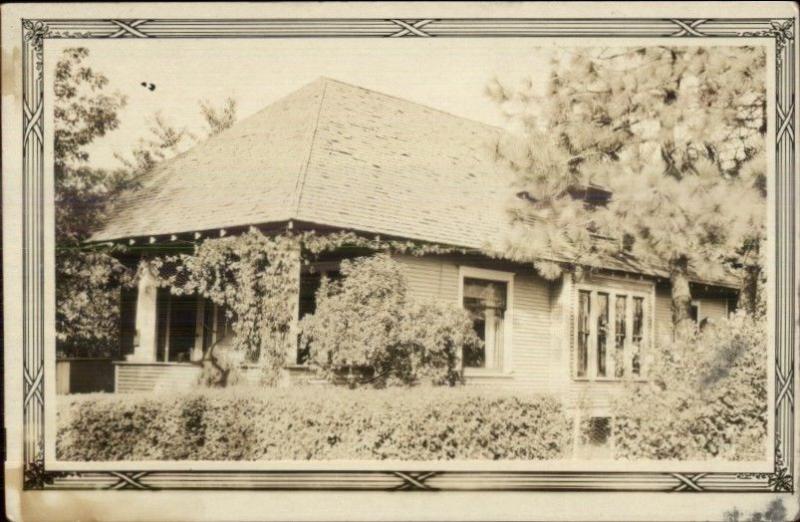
[[392, 254, 459, 304], [392, 254, 553, 392], [115, 362, 322, 393], [698, 297, 729, 322], [115, 363, 202, 393], [655, 283, 674, 344], [509, 272, 553, 392]]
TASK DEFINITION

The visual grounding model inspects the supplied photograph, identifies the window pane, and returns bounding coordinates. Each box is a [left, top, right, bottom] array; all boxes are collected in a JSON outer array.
[[463, 278, 507, 369], [597, 293, 609, 377], [632, 296, 644, 376], [577, 290, 591, 377], [614, 295, 626, 378]]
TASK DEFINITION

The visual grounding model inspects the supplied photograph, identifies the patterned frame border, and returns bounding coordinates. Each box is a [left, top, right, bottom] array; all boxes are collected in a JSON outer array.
[[19, 17, 795, 492]]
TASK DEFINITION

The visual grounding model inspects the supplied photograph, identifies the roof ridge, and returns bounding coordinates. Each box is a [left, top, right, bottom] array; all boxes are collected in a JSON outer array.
[[291, 78, 328, 216], [316, 76, 503, 133]]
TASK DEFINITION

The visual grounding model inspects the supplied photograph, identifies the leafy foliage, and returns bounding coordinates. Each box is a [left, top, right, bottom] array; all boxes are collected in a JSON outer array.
[[489, 46, 767, 326], [299, 255, 481, 387], [151, 230, 300, 385], [611, 311, 767, 460], [54, 48, 133, 357], [54, 46, 241, 358], [57, 386, 571, 460]]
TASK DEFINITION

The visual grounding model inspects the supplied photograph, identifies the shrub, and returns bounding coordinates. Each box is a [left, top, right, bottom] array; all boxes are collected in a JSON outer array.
[[299, 255, 481, 386], [57, 387, 571, 461], [611, 311, 767, 460]]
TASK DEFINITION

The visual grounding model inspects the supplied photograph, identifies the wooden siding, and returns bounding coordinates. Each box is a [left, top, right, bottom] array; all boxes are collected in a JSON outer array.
[[115, 362, 321, 392], [393, 254, 459, 304], [115, 362, 202, 393], [697, 297, 730, 322], [655, 283, 674, 344], [392, 254, 553, 393]]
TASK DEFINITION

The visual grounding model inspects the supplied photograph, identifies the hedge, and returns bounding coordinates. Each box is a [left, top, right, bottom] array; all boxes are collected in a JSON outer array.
[[611, 312, 768, 461], [57, 387, 571, 461]]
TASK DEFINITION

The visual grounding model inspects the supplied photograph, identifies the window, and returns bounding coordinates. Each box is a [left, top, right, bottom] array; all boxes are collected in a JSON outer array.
[[632, 296, 644, 377], [575, 286, 649, 380], [577, 415, 614, 459], [460, 268, 513, 371], [577, 291, 590, 377], [614, 295, 626, 378], [596, 293, 609, 377], [156, 290, 197, 363]]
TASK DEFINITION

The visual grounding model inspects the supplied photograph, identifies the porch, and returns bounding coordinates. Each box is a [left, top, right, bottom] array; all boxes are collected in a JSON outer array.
[[113, 254, 341, 393]]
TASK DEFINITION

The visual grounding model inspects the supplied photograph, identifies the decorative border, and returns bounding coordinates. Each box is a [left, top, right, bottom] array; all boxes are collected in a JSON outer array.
[[21, 18, 795, 492]]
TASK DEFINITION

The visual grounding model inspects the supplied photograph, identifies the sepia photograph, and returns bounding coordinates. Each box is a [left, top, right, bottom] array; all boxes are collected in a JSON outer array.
[[2, 4, 798, 521], [50, 37, 769, 464]]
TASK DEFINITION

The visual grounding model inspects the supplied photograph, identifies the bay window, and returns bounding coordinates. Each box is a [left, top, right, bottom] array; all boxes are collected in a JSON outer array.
[[575, 286, 649, 380]]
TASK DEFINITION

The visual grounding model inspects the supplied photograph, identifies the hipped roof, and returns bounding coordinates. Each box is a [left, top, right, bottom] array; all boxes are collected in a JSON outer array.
[[92, 78, 739, 289]]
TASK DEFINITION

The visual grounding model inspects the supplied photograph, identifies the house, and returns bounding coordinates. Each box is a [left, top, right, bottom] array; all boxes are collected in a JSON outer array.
[[88, 78, 739, 434]]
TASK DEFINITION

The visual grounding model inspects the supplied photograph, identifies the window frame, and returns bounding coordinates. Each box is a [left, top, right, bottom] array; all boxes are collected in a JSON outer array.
[[572, 281, 653, 382], [458, 266, 515, 375]]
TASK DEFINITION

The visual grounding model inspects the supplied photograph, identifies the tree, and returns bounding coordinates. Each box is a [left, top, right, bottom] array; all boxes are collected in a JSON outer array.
[[299, 254, 480, 387], [55, 48, 240, 357], [200, 97, 237, 137], [115, 97, 238, 175], [55, 48, 131, 357], [114, 112, 194, 176], [611, 311, 767, 460], [489, 46, 767, 330]]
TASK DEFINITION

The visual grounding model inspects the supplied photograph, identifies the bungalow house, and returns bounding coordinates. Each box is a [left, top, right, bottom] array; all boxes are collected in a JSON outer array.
[[87, 78, 738, 437]]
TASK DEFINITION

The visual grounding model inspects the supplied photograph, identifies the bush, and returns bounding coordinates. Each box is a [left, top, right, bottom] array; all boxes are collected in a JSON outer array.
[[299, 255, 481, 386], [611, 311, 767, 460], [57, 387, 571, 461]]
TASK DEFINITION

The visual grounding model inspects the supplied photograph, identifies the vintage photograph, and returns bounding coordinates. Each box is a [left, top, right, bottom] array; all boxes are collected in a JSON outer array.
[[50, 37, 770, 464]]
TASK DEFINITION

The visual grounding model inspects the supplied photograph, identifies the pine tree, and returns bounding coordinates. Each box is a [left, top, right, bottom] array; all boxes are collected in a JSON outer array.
[[489, 46, 766, 332]]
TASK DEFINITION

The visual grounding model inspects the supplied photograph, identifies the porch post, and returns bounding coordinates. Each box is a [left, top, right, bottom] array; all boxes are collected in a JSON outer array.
[[130, 261, 159, 362], [287, 246, 301, 366]]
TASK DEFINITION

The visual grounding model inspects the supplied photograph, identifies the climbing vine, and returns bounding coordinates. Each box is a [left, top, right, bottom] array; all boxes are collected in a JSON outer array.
[[146, 228, 484, 385], [150, 230, 299, 385], [146, 227, 571, 386]]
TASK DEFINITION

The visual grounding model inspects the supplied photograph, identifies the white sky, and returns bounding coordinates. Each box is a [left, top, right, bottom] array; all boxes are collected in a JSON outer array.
[[47, 39, 552, 170]]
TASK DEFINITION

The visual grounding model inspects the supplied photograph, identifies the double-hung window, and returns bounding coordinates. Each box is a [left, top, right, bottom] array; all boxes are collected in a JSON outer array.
[[575, 286, 649, 380], [459, 267, 514, 372]]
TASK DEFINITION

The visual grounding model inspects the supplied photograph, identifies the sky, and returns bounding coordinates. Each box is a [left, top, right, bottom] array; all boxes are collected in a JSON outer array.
[[46, 38, 552, 170]]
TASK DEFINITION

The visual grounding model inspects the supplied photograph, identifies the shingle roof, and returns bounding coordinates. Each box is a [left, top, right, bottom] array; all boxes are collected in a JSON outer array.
[[93, 77, 514, 247], [92, 78, 739, 289]]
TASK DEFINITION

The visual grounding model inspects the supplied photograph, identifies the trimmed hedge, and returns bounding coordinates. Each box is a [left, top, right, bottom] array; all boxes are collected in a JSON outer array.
[[57, 387, 570, 461]]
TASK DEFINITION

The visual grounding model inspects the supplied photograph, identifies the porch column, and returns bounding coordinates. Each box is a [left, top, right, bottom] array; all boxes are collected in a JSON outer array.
[[287, 246, 301, 366], [130, 261, 159, 362]]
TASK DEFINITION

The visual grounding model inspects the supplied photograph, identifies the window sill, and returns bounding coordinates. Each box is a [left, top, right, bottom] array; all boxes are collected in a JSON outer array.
[[572, 377, 648, 383], [464, 368, 514, 379]]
